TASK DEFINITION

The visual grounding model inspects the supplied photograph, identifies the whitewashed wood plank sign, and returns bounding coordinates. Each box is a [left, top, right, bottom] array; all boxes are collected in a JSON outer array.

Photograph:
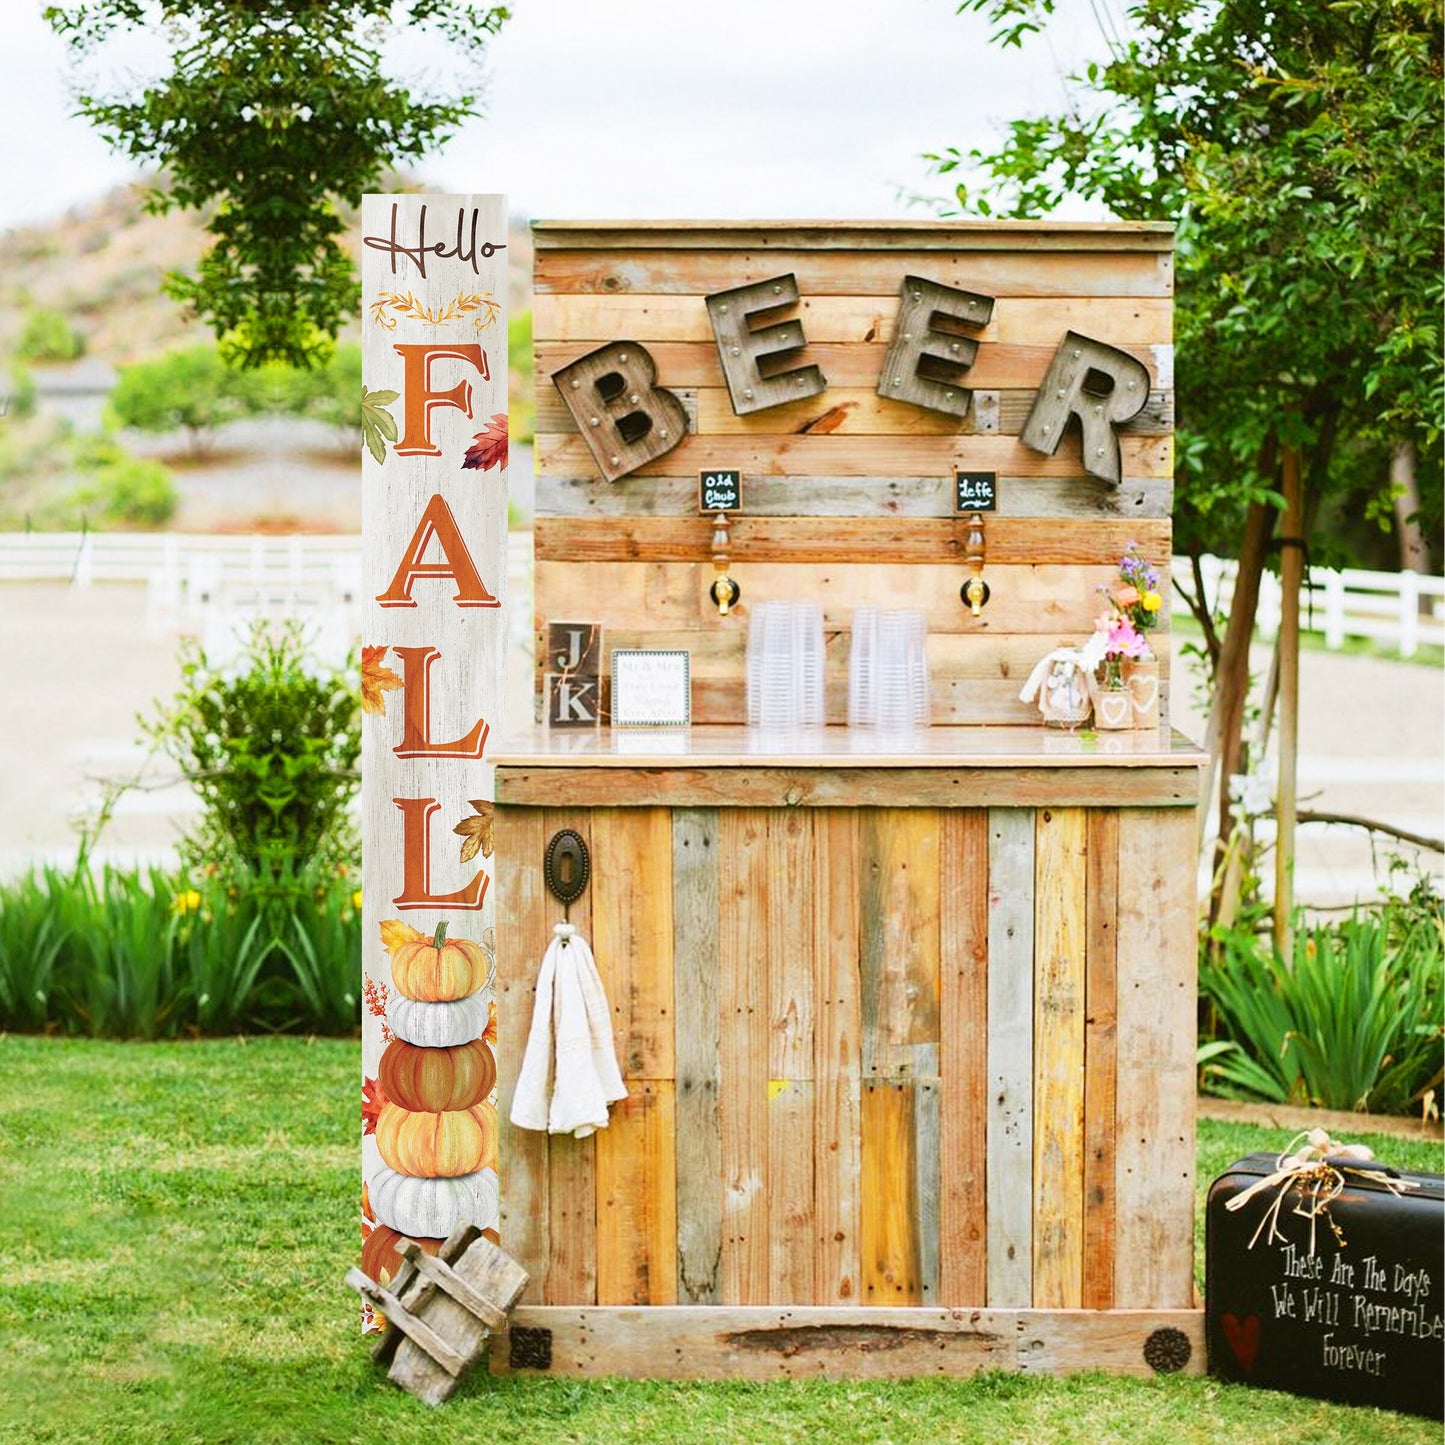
[[359, 193, 509, 1328]]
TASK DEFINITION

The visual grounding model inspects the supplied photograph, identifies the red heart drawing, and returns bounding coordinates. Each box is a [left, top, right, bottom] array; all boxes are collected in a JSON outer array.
[[1221, 1313, 1261, 1373]]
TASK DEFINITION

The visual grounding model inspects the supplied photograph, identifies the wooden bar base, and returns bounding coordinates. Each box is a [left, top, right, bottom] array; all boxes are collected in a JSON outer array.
[[491, 1306, 1204, 1380]]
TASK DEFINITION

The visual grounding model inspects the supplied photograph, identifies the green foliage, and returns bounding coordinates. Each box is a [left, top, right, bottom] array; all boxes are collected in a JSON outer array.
[[15, 308, 85, 363], [4, 363, 37, 419], [931, 1, 1444, 565], [71, 455, 179, 526], [109, 343, 257, 453], [1201, 897, 1445, 1114], [0, 862, 358, 1037], [281, 342, 363, 437], [143, 623, 360, 880], [46, 1, 509, 367], [360, 385, 399, 464], [510, 308, 534, 443]]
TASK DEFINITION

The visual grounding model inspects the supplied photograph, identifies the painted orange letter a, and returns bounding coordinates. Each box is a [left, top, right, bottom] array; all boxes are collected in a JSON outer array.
[[376, 494, 499, 609], [393, 343, 490, 457], [391, 646, 490, 759], [393, 797, 488, 910]]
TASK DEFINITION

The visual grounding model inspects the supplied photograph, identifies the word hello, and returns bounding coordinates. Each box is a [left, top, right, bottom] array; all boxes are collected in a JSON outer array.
[[363, 202, 507, 279], [550, 271, 1152, 485]]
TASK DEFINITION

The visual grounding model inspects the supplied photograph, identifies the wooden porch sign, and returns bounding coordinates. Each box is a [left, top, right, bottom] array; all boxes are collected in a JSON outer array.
[[359, 194, 509, 1327]]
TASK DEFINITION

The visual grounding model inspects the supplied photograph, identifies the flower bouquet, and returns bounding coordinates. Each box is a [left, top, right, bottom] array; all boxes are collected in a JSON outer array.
[[1091, 545, 1163, 728]]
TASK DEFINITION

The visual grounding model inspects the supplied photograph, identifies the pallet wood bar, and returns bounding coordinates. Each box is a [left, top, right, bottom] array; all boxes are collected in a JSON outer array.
[[501, 219, 1204, 1381]]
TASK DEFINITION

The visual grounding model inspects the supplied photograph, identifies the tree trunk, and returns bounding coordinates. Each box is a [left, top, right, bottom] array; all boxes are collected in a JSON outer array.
[[1273, 445, 1305, 957], [1200, 494, 1275, 909], [1393, 440, 1430, 574]]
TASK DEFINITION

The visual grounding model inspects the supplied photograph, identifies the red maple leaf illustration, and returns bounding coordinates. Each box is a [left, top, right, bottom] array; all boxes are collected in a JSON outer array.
[[362, 1075, 388, 1136], [463, 413, 508, 472]]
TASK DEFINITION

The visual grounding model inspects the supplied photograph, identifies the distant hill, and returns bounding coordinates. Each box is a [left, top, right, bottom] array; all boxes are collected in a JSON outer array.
[[0, 179, 533, 368]]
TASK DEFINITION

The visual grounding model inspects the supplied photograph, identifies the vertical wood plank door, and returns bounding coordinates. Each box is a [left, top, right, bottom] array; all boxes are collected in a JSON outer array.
[[496, 796, 1195, 1317]]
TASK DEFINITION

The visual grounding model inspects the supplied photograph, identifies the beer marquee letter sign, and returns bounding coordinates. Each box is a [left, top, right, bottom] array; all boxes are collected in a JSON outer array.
[[553, 271, 1150, 485], [359, 194, 508, 1319]]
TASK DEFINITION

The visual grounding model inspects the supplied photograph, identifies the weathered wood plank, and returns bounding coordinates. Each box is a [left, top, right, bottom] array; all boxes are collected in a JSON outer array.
[[939, 809, 989, 1306], [1083, 808, 1120, 1310], [1031, 806, 1088, 1309], [595, 1080, 678, 1305], [718, 809, 772, 1304], [532, 219, 1174, 252], [673, 808, 723, 1305], [913, 1076, 942, 1306], [496, 766, 1206, 812], [1114, 808, 1198, 1309], [986, 807, 1034, 1308], [536, 432, 1174, 481], [533, 562, 1160, 638], [534, 246, 1175, 296], [494, 1304, 1205, 1380], [861, 1079, 922, 1306], [541, 811, 596, 1306], [536, 472, 1175, 520], [858, 809, 942, 1078], [812, 809, 863, 1306], [494, 804, 550, 1302], [767, 1079, 816, 1304], [538, 384, 1174, 439], [536, 339, 1172, 392], [533, 516, 1172, 568], [589, 807, 675, 1078], [534, 294, 1172, 348]]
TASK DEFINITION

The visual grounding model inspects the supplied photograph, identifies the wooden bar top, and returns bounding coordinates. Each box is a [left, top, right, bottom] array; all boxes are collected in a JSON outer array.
[[492, 724, 1206, 772]]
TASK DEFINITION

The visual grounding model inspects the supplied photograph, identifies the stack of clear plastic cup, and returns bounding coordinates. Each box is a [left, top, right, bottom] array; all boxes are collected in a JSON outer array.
[[848, 608, 930, 728], [746, 601, 826, 727]]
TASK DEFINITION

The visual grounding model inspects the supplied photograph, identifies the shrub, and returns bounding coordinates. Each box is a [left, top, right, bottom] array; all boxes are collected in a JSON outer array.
[[144, 623, 360, 880], [1200, 899, 1445, 1114], [16, 308, 84, 363], [109, 344, 254, 455], [0, 861, 359, 1037], [4, 363, 37, 420], [72, 455, 179, 527]]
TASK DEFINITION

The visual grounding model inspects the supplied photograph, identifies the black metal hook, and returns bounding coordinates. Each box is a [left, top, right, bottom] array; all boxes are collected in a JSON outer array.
[[544, 829, 590, 924]]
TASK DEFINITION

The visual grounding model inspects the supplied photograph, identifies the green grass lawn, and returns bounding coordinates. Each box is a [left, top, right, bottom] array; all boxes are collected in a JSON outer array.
[[0, 1036, 1439, 1445]]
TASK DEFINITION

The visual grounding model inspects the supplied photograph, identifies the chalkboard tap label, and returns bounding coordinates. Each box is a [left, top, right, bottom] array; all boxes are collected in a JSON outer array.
[[700, 469, 742, 512], [955, 470, 997, 513]]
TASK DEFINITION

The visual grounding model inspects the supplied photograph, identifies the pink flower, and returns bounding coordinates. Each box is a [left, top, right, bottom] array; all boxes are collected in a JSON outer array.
[[1107, 618, 1149, 659]]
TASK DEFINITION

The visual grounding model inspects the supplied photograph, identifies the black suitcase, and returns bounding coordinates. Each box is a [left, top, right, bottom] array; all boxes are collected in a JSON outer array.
[[1206, 1150, 1444, 1418]]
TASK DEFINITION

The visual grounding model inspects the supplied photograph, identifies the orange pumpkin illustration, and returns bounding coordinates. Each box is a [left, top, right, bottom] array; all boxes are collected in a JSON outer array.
[[378, 1037, 496, 1113], [389, 921, 491, 1002], [374, 1099, 498, 1178]]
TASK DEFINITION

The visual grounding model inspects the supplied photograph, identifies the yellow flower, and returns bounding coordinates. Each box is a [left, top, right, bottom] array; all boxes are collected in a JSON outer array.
[[352, 889, 364, 911], [172, 889, 203, 916], [1142, 590, 1162, 612]]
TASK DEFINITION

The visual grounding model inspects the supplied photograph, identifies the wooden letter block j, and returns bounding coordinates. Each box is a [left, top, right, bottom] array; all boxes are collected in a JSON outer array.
[[551, 342, 687, 482]]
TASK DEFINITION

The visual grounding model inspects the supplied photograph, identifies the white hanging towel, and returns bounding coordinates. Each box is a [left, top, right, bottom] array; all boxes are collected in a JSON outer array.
[[510, 921, 628, 1138]]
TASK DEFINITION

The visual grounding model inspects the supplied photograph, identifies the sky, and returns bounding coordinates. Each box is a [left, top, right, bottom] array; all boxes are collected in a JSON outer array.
[[0, 0, 1121, 233]]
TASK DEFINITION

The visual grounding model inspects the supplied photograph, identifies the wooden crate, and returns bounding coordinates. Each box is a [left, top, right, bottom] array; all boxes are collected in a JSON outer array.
[[531, 221, 1175, 727]]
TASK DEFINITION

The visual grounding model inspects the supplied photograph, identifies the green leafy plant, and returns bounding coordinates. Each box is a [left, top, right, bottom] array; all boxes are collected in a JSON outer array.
[[1201, 903, 1444, 1114], [108, 344, 259, 456], [144, 622, 360, 880], [15, 308, 85, 363], [71, 455, 179, 526], [47, 1, 509, 367], [360, 386, 399, 464]]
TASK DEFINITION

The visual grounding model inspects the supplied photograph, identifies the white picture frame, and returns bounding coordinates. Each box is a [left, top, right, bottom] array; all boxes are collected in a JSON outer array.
[[611, 649, 691, 728]]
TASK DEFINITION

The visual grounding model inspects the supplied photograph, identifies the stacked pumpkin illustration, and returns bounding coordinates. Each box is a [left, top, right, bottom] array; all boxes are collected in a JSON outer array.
[[363, 920, 499, 1287]]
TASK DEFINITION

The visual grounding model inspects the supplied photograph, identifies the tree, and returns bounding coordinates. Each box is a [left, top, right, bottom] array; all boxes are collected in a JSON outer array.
[[109, 344, 256, 456], [929, 0, 1443, 927], [46, 2, 509, 368]]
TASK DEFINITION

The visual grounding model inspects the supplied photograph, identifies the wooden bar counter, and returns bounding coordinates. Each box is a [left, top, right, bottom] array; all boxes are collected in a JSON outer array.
[[491, 724, 1208, 1379]]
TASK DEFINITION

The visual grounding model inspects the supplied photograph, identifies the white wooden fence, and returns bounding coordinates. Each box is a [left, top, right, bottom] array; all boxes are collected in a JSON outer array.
[[0, 534, 1438, 659], [1174, 554, 1445, 658]]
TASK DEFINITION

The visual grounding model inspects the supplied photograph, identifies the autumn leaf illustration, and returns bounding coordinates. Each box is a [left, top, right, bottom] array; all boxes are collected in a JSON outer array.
[[360, 645, 403, 716], [361, 386, 399, 465], [379, 919, 425, 955], [362, 1075, 388, 1136], [453, 799, 495, 864], [462, 413, 508, 472]]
